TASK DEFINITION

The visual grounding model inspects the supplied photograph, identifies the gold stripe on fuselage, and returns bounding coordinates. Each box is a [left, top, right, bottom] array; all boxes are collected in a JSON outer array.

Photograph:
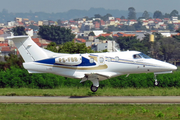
[[35, 63, 108, 70]]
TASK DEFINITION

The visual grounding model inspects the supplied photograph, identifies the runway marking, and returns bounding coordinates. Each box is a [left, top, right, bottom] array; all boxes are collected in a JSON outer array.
[[1, 96, 180, 104]]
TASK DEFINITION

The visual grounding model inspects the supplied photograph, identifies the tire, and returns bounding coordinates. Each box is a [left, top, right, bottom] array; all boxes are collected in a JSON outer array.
[[154, 81, 159, 86], [90, 84, 98, 92]]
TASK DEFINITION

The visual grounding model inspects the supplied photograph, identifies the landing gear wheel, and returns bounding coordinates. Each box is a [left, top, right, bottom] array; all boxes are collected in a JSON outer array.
[[91, 84, 98, 92], [154, 79, 159, 86]]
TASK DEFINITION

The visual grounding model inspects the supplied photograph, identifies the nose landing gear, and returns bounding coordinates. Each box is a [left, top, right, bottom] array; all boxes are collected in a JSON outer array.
[[154, 74, 159, 86]]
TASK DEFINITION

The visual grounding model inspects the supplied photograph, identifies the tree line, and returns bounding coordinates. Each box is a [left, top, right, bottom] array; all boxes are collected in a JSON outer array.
[[0, 67, 180, 89], [84, 8, 179, 21], [126, 8, 179, 20], [38, 25, 75, 44]]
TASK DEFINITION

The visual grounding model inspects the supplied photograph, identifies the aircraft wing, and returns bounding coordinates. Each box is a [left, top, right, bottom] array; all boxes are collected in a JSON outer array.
[[80, 73, 110, 83]]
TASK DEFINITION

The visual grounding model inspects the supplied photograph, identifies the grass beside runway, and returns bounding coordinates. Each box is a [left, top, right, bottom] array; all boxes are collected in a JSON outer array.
[[1, 87, 180, 96], [0, 104, 180, 119]]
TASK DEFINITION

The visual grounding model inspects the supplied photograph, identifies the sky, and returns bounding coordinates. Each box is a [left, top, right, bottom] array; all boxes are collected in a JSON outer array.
[[1, 0, 180, 14]]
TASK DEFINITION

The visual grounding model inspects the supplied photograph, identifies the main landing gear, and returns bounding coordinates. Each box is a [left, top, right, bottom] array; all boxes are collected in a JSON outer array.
[[80, 74, 99, 92], [89, 78, 99, 92], [91, 85, 98, 92], [154, 74, 159, 86]]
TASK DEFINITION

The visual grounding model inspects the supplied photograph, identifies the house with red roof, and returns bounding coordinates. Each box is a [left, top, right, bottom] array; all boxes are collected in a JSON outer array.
[[32, 38, 39, 43], [163, 18, 170, 22], [0, 46, 11, 56], [151, 30, 158, 33], [0, 43, 8, 47], [23, 18, 30, 25], [155, 18, 162, 22], [94, 21, 100, 29], [120, 19, 128, 25], [61, 20, 69, 25], [112, 34, 119, 39], [98, 33, 112, 37], [49, 21, 55, 25], [117, 32, 135, 37], [142, 20, 149, 26], [128, 19, 137, 26], [69, 20, 76, 24], [148, 19, 155, 24], [18, 22, 24, 26], [31, 38, 50, 48], [100, 20, 105, 26], [0, 30, 4, 35], [115, 18, 121, 21], [160, 24, 167, 29], [32, 38, 41, 47], [74, 38, 86, 43]]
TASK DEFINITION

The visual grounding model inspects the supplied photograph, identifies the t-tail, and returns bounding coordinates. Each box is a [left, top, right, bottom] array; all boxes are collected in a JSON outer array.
[[7, 36, 48, 62]]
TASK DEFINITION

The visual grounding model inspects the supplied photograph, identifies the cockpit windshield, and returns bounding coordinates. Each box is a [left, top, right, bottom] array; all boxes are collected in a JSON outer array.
[[139, 53, 151, 59], [133, 53, 151, 59]]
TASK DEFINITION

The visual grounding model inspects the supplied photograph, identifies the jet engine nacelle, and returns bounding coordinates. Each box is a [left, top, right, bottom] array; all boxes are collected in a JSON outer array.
[[55, 55, 82, 65]]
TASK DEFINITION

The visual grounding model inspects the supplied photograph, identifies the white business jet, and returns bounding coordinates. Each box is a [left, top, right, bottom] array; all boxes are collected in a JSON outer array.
[[8, 36, 177, 92]]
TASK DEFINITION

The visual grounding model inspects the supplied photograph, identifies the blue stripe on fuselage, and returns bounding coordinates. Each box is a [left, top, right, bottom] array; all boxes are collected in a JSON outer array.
[[35, 58, 55, 64], [77, 56, 96, 66], [35, 57, 96, 66]]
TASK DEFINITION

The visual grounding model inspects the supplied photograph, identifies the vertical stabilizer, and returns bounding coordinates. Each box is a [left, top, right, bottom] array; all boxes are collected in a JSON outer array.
[[7, 36, 48, 62]]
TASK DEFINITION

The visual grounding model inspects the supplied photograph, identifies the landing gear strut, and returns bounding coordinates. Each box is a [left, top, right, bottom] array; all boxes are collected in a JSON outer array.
[[154, 74, 159, 86]]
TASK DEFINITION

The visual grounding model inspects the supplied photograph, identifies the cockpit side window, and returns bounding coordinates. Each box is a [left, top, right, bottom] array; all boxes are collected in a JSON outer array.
[[133, 54, 142, 59]]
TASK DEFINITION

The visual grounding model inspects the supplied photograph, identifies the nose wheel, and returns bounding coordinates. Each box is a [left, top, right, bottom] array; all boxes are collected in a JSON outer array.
[[154, 79, 158, 86]]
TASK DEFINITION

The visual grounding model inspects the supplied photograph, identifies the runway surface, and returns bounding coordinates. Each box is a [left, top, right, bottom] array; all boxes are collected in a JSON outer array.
[[0, 96, 180, 104]]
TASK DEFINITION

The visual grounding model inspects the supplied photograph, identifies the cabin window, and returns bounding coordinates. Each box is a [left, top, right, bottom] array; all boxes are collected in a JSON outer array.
[[133, 54, 142, 59], [107, 57, 111, 62], [99, 57, 104, 63], [115, 56, 119, 61], [90, 58, 94, 63]]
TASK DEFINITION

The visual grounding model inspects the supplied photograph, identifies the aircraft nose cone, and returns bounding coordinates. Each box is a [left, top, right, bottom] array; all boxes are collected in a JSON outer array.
[[154, 59, 177, 71], [170, 64, 177, 71], [164, 63, 177, 71]]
